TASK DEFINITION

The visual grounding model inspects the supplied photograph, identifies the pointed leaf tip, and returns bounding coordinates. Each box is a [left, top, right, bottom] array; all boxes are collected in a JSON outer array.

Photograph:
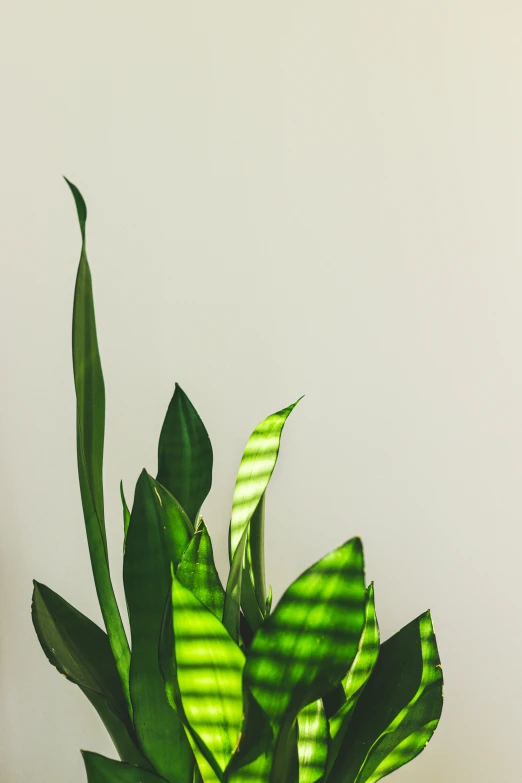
[[64, 177, 87, 240]]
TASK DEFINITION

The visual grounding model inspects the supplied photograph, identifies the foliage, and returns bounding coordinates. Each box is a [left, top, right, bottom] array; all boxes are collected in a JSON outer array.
[[32, 181, 443, 783]]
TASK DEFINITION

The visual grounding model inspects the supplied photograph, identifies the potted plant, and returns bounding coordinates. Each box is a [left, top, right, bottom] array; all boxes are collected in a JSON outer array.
[[32, 181, 443, 783]]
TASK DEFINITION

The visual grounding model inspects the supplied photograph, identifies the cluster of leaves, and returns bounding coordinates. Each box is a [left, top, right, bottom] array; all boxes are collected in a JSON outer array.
[[31, 181, 443, 783]]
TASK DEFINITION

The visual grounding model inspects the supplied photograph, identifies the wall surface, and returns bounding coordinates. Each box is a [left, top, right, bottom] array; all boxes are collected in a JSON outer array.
[[1, 2, 521, 781]]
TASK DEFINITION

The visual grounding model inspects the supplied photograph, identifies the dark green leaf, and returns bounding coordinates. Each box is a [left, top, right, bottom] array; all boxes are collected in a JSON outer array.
[[123, 470, 193, 783], [66, 177, 131, 711], [161, 574, 245, 778], [326, 611, 443, 783], [157, 384, 213, 525], [82, 751, 166, 783], [222, 526, 249, 643], [176, 519, 225, 619], [120, 480, 131, 550], [31, 581, 148, 767]]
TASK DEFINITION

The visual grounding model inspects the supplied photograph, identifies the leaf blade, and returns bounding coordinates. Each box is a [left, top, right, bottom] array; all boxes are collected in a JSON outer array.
[[82, 751, 166, 783]]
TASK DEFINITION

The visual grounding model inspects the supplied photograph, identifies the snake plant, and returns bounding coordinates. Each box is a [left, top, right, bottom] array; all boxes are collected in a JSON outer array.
[[32, 180, 443, 783]]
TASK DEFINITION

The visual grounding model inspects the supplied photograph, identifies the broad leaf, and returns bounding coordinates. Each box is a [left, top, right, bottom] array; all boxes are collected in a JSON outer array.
[[123, 470, 193, 782], [161, 574, 245, 778], [82, 751, 165, 783], [297, 700, 328, 783], [227, 401, 300, 634], [66, 178, 131, 710], [176, 519, 225, 619], [243, 538, 366, 783], [157, 384, 213, 525], [326, 611, 443, 783], [326, 583, 379, 773], [31, 582, 148, 767]]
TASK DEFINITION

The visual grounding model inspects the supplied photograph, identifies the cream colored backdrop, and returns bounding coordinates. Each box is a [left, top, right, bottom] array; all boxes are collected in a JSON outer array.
[[1, 2, 521, 781]]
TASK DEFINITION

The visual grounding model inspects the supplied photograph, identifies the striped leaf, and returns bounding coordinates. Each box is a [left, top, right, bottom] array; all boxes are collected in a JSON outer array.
[[297, 699, 328, 783], [123, 470, 193, 783], [157, 384, 213, 525], [177, 519, 225, 619], [326, 611, 443, 783], [161, 574, 245, 780], [227, 400, 301, 634], [66, 178, 131, 712], [82, 751, 165, 783]]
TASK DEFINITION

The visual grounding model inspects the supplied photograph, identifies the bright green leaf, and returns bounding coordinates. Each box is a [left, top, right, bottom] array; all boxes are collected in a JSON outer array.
[[123, 470, 193, 783], [157, 384, 213, 525], [176, 519, 225, 619], [161, 574, 245, 777], [297, 700, 328, 783], [82, 751, 166, 783], [66, 177, 131, 712]]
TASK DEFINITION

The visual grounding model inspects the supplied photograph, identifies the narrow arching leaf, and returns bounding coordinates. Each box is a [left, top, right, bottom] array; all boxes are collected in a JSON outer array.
[[161, 574, 245, 776], [326, 611, 443, 783], [31, 582, 148, 767], [123, 470, 193, 782], [297, 700, 328, 783], [222, 525, 249, 643], [82, 751, 165, 783], [248, 492, 266, 613], [157, 384, 213, 525], [120, 481, 131, 550], [327, 584, 380, 773], [176, 519, 225, 619], [66, 178, 131, 711], [245, 537, 366, 726]]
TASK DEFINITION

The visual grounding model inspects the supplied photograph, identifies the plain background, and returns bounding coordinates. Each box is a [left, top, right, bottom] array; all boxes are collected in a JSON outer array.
[[1, 1, 521, 781]]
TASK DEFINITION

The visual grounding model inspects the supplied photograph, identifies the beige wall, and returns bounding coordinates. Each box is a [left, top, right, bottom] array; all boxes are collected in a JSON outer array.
[[1, 2, 521, 781]]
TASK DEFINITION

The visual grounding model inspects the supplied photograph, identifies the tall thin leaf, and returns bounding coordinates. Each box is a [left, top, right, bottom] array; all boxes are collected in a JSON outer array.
[[297, 699, 328, 783], [66, 177, 131, 711], [157, 384, 213, 525], [123, 470, 193, 783]]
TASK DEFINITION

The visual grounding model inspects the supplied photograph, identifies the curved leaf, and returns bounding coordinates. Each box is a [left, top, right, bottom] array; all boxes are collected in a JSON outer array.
[[222, 526, 249, 643], [66, 177, 131, 711], [82, 751, 166, 783], [176, 519, 225, 619], [297, 699, 328, 783], [120, 481, 131, 550], [326, 611, 443, 783], [123, 470, 193, 782], [31, 582, 148, 767], [161, 574, 245, 777], [157, 384, 213, 525]]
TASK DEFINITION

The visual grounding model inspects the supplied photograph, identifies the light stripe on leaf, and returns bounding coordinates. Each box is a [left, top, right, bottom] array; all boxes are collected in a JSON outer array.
[[66, 177, 131, 712], [82, 751, 165, 783], [157, 384, 213, 525], [298, 699, 328, 783], [123, 470, 193, 782], [326, 611, 443, 783], [161, 574, 246, 777]]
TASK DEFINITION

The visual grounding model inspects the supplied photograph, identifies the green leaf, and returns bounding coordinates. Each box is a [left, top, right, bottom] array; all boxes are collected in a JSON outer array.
[[244, 537, 366, 725], [66, 177, 131, 712], [123, 470, 193, 783], [31, 582, 148, 768], [224, 690, 273, 783], [157, 384, 213, 525], [243, 538, 366, 783], [297, 700, 328, 783], [82, 751, 166, 783], [227, 401, 301, 634], [161, 573, 246, 778], [222, 526, 249, 643], [120, 481, 131, 550], [326, 584, 380, 774], [176, 519, 225, 619], [326, 611, 443, 783]]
